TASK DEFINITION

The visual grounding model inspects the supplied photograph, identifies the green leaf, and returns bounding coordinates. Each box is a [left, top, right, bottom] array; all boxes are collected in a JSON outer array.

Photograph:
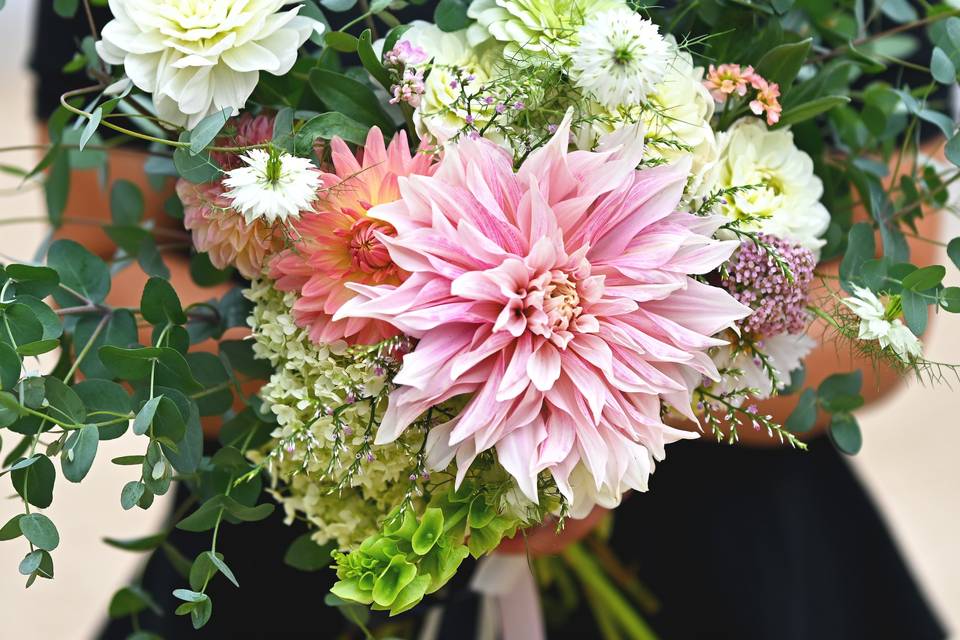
[[153, 396, 186, 444], [19, 514, 59, 551], [44, 149, 70, 227], [220, 340, 273, 379], [141, 277, 187, 326], [284, 533, 333, 572], [901, 265, 945, 291], [75, 310, 138, 380], [1, 303, 43, 347], [174, 132, 222, 184], [324, 31, 359, 52], [435, 0, 471, 32], [412, 508, 444, 555], [11, 454, 55, 509], [189, 252, 234, 287], [17, 339, 59, 357], [47, 239, 111, 304], [931, 47, 957, 84], [110, 180, 144, 225], [371, 554, 417, 607], [19, 549, 43, 576], [173, 588, 208, 603], [133, 395, 163, 436], [358, 29, 392, 91], [61, 425, 98, 482], [103, 532, 167, 552], [946, 133, 960, 168], [0, 514, 24, 541], [111, 455, 144, 466], [900, 288, 928, 336], [308, 68, 394, 131], [295, 112, 369, 152], [17, 295, 62, 339], [43, 376, 86, 425], [839, 222, 875, 291], [0, 342, 20, 391], [755, 38, 812, 90], [189, 108, 232, 155], [109, 586, 160, 618], [817, 371, 863, 414], [321, 0, 357, 10], [5, 264, 60, 299], [776, 95, 849, 127], [99, 346, 163, 380], [121, 481, 145, 511], [52, 0, 79, 17], [73, 379, 131, 440], [828, 413, 862, 455], [940, 287, 960, 313], [137, 236, 171, 280]]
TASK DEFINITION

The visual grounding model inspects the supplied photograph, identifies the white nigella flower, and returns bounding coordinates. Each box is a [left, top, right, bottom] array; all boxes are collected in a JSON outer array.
[[841, 286, 923, 361], [95, 0, 321, 128], [571, 8, 670, 108], [223, 149, 321, 225]]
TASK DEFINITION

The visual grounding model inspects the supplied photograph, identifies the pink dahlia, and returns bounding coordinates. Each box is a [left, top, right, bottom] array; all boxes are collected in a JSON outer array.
[[268, 128, 436, 345], [210, 112, 274, 170], [335, 115, 750, 513], [178, 179, 283, 278]]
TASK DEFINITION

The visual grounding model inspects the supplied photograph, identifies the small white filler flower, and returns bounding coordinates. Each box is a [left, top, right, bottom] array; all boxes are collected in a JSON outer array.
[[841, 285, 922, 362], [571, 8, 671, 108], [223, 149, 321, 225]]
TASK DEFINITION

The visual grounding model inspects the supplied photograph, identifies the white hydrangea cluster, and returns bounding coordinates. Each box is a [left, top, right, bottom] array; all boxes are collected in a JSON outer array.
[[245, 279, 424, 550]]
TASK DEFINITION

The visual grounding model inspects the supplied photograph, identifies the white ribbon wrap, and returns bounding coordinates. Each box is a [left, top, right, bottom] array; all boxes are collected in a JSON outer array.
[[470, 554, 545, 640]]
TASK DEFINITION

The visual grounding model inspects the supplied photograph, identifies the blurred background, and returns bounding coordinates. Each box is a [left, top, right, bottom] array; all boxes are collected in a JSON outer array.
[[0, 1, 957, 637]]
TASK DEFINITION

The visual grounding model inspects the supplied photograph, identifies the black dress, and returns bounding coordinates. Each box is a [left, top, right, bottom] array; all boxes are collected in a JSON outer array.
[[30, 4, 946, 639]]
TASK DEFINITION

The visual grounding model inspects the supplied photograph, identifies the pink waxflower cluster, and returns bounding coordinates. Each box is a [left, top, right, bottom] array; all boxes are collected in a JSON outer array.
[[384, 41, 428, 68], [721, 235, 814, 336], [704, 64, 782, 125], [332, 114, 749, 513], [390, 67, 426, 108]]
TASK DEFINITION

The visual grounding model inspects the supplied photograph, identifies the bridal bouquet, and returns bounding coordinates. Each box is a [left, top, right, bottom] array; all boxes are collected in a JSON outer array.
[[2, 0, 959, 637]]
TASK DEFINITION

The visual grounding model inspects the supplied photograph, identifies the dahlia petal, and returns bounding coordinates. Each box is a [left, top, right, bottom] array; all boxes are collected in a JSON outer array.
[[527, 342, 561, 392]]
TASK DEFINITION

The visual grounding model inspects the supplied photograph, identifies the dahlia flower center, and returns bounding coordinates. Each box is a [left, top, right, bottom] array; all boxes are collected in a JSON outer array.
[[347, 218, 394, 274], [544, 274, 581, 333]]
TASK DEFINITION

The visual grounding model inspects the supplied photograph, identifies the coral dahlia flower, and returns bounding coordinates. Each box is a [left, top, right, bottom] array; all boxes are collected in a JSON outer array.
[[335, 115, 750, 515], [269, 128, 436, 345]]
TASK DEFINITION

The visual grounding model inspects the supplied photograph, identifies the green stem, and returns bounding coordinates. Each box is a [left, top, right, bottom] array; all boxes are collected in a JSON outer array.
[[562, 543, 658, 640], [64, 311, 111, 384]]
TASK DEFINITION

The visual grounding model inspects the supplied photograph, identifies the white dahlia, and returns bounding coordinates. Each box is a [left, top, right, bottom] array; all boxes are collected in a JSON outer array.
[[715, 119, 831, 257], [467, 0, 624, 59], [95, 0, 321, 128], [571, 8, 670, 108], [223, 149, 321, 225]]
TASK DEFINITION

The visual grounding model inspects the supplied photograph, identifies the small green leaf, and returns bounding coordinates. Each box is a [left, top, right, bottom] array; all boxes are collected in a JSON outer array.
[[755, 38, 812, 90], [121, 480, 145, 511], [900, 289, 928, 336], [901, 265, 945, 291], [103, 532, 167, 552], [940, 287, 960, 313], [109, 586, 160, 618], [284, 534, 333, 572], [110, 180, 145, 225], [11, 454, 55, 509], [308, 69, 394, 131], [174, 132, 221, 184], [931, 47, 957, 84], [839, 223, 876, 291], [776, 95, 849, 127], [19, 549, 43, 575], [132, 395, 163, 436], [947, 133, 960, 168], [47, 240, 111, 305], [61, 425, 98, 482], [19, 513, 59, 551], [295, 112, 369, 152], [189, 108, 232, 155], [828, 413, 863, 455], [0, 514, 24, 541], [324, 31, 359, 52], [141, 277, 187, 326], [434, 0, 471, 31]]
